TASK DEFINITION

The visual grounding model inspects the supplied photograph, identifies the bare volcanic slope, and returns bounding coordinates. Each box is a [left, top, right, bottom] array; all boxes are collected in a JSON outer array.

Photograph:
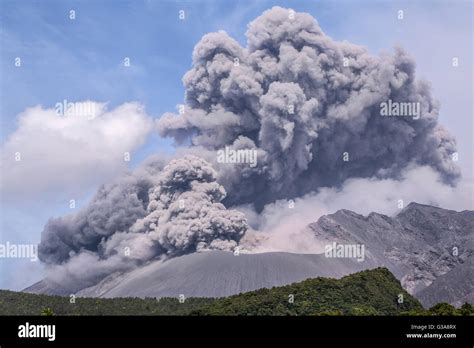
[[416, 256, 474, 308], [22, 251, 378, 298], [24, 251, 376, 298], [74, 251, 376, 298]]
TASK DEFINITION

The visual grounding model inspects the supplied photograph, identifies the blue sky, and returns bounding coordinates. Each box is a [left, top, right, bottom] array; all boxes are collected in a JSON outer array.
[[1, 0, 472, 289]]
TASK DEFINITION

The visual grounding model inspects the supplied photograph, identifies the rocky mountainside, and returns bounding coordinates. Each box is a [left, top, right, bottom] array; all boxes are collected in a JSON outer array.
[[307, 202, 473, 305], [416, 256, 474, 308], [25, 203, 473, 307]]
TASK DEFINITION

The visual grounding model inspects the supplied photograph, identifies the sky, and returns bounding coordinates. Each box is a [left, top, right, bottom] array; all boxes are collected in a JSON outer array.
[[0, 0, 472, 290]]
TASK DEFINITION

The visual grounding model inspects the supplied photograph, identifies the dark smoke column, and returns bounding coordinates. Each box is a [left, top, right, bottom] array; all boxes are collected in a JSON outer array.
[[158, 6, 459, 209]]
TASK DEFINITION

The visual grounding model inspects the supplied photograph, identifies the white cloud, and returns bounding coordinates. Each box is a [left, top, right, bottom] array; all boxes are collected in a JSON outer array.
[[0, 101, 153, 200]]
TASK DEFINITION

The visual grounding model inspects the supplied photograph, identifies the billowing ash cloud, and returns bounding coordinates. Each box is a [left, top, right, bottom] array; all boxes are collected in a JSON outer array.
[[158, 6, 459, 208], [39, 155, 247, 290], [38, 7, 461, 290]]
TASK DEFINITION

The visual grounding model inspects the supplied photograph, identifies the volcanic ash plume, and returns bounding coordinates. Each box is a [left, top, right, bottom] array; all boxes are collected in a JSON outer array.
[[37, 7, 461, 290], [158, 6, 459, 208], [38, 156, 247, 291]]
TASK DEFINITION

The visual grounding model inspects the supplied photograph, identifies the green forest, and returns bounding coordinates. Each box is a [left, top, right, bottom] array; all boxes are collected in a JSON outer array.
[[0, 268, 472, 316]]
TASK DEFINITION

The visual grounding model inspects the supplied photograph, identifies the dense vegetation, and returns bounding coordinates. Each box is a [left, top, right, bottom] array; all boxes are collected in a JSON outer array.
[[0, 268, 472, 316], [0, 291, 214, 316], [191, 267, 422, 315]]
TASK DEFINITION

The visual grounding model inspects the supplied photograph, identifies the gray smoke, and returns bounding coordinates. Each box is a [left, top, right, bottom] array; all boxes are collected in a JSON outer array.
[[39, 155, 247, 290], [38, 7, 460, 289], [158, 6, 459, 208]]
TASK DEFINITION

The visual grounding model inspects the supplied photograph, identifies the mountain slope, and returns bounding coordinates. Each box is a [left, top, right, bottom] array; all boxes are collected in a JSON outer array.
[[306, 203, 473, 305], [23, 250, 376, 299], [78, 250, 378, 298], [416, 256, 474, 308]]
